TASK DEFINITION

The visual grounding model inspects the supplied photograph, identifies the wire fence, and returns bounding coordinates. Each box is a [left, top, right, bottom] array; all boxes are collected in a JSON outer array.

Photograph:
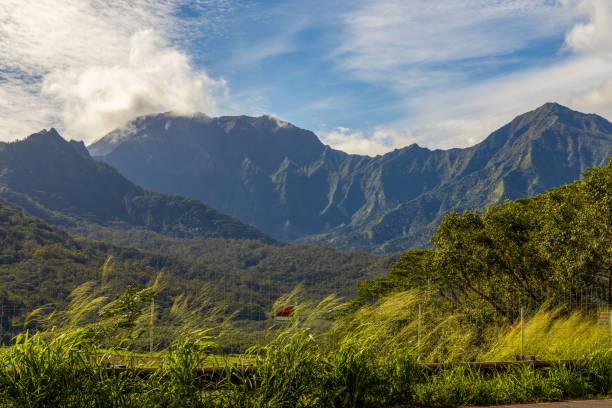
[[1, 284, 612, 359], [0, 277, 352, 353]]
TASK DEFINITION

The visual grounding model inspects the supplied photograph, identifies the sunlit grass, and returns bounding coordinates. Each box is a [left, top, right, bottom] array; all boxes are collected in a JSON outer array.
[[3, 265, 612, 406], [483, 307, 611, 361]]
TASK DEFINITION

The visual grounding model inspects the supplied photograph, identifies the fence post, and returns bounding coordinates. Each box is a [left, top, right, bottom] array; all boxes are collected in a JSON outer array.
[[150, 298, 155, 357], [609, 305, 612, 349], [418, 304, 422, 348], [520, 306, 524, 360], [417, 303, 422, 361]]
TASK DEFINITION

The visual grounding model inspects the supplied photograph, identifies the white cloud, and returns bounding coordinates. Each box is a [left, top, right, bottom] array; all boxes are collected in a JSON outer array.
[[364, 54, 611, 151], [319, 126, 415, 156], [565, 0, 612, 55], [570, 79, 612, 112], [320, 127, 380, 156], [563, 0, 612, 117], [0, 0, 226, 142], [41, 30, 223, 140]]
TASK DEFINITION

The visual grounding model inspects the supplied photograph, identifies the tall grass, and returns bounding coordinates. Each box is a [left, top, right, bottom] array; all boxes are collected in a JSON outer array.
[[483, 307, 611, 360], [3, 272, 612, 406], [334, 289, 612, 363], [1, 323, 612, 407]]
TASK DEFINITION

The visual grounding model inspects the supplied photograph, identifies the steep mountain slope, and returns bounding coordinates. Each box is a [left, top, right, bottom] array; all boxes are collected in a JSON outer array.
[[0, 129, 274, 243], [90, 113, 460, 240], [0, 129, 394, 304], [90, 103, 612, 252], [322, 103, 612, 251]]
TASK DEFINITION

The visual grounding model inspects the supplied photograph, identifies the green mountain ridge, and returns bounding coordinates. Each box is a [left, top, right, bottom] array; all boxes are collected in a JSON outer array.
[[90, 103, 612, 252], [0, 129, 275, 243], [338, 103, 612, 252]]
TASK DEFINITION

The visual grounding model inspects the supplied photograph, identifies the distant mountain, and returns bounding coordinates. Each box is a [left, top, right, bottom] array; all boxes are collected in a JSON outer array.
[[0, 129, 274, 243], [90, 103, 612, 252], [315, 103, 612, 251]]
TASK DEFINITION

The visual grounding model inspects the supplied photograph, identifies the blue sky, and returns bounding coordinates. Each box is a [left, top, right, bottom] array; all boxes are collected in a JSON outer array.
[[2, 0, 612, 155]]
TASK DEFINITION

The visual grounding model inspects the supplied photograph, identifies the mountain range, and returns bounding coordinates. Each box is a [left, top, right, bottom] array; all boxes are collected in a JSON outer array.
[[0, 128, 273, 243], [0, 129, 393, 316], [90, 103, 612, 252]]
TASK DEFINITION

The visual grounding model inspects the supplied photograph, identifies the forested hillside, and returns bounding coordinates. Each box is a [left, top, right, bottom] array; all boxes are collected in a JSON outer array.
[[342, 158, 611, 360], [0, 199, 213, 338], [0, 129, 274, 243], [0, 199, 393, 348]]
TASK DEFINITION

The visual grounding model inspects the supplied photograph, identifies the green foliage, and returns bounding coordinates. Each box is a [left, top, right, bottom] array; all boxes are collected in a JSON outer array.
[[100, 284, 157, 329], [429, 160, 612, 317], [355, 249, 431, 304], [2, 321, 612, 407], [0, 198, 393, 351], [156, 330, 218, 407], [414, 356, 612, 406], [334, 159, 612, 365], [356, 159, 611, 321]]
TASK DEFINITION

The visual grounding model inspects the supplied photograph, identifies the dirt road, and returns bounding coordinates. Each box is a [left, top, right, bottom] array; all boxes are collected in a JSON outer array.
[[482, 400, 612, 407]]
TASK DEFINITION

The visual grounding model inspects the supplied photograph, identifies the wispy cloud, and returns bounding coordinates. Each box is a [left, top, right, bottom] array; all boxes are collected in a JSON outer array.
[[335, 0, 578, 88], [42, 30, 224, 141], [323, 0, 612, 152], [3, 0, 612, 154], [402, 54, 612, 148], [0, 0, 227, 142], [564, 0, 612, 54], [565, 0, 612, 115]]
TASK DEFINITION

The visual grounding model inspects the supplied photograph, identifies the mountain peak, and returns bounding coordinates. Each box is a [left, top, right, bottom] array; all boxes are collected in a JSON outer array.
[[522, 102, 612, 125], [535, 102, 568, 113], [517, 102, 578, 124], [27, 128, 63, 142], [259, 115, 293, 129], [477, 102, 612, 154], [1, 128, 276, 243], [21, 128, 92, 158]]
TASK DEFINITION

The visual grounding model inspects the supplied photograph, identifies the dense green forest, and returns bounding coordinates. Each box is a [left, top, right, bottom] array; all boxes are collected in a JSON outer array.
[[357, 158, 611, 311], [0, 199, 393, 350], [0, 200, 216, 342], [70, 224, 395, 298]]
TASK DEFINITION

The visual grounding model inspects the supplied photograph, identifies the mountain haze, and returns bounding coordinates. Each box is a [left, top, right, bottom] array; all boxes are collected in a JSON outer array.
[[0, 129, 274, 243], [90, 103, 612, 252]]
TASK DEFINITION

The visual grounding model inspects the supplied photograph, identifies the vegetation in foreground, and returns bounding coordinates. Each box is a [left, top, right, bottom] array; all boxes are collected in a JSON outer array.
[[0, 160, 609, 407], [2, 311, 612, 408], [0, 197, 393, 350]]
